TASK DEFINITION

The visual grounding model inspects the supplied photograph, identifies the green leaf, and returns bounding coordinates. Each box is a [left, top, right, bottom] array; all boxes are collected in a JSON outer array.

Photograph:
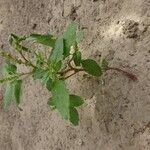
[[0, 75, 17, 83], [3, 82, 15, 109], [73, 51, 82, 66], [51, 80, 70, 119], [33, 68, 54, 84], [69, 107, 79, 126], [3, 80, 22, 109], [63, 22, 77, 56], [19, 45, 28, 52], [46, 78, 53, 91], [32, 68, 46, 79], [70, 95, 84, 107], [48, 97, 56, 108], [27, 33, 56, 47], [101, 58, 109, 71], [14, 80, 22, 105], [34, 52, 45, 67], [9, 34, 26, 43], [76, 31, 84, 43], [9, 34, 23, 46], [82, 59, 102, 76], [3, 62, 17, 75], [42, 70, 50, 85], [49, 37, 64, 63], [53, 61, 62, 72], [9, 34, 29, 52]]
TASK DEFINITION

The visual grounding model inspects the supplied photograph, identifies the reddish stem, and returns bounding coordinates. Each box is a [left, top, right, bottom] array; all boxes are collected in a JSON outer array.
[[60, 68, 84, 80], [19, 51, 35, 68], [59, 68, 73, 75], [107, 67, 138, 81], [68, 57, 74, 69]]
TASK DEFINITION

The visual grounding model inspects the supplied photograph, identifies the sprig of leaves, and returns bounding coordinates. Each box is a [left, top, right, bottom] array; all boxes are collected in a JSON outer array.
[[2, 62, 23, 110], [0, 22, 136, 125], [0, 22, 108, 125]]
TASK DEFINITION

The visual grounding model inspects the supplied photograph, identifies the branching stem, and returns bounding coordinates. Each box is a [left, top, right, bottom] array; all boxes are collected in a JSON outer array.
[[0, 50, 23, 64], [62, 69, 84, 80], [68, 57, 74, 69], [19, 51, 36, 68], [0, 50, 35, 67], [59, 56, 84, 76], [0, 72, 33, 83]]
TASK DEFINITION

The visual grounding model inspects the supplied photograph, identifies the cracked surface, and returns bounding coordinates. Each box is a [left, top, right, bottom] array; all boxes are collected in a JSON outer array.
[[0, 0, 150, 150]]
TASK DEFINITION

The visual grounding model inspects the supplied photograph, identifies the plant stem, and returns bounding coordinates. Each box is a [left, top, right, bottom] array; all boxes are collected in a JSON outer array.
[[59, 57, 83, 75], [62, 72, 77, 80], [0, 72, 33, 83], [59, 56, 84, 79], [19, 51, 28, 62], [0, 50, 35, 67], [61, 68, 84, 80], [68, 57, 74, 69], [59, 67, 84, 75], [17, 72, 33, 76], [0, 75, 17, 83], [59, 68, 73, 75], [107, 67, 138, 81], [19, 51, 36, 68], [0, 50, 23, 64]]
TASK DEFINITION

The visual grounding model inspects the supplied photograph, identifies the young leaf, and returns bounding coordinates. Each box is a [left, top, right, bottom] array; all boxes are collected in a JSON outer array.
[[9, 34, 29, 52], [73, 51, 82, 66], [3, 62, 17, 75], [34, 52, 45, 67], [51, 80, 70, 120], [42, 70, 51, 85], [46, 78, 53, 91], [70, 95, 84, 107], [3, 82, 15, 109], [53, 61, 62, 72], [63, 22, 77, 56], [82, 59, 102, 76], [69, 108, 79, 126], [36, 68, 55, 85], [27, 33, 56, 47], [14, 80, 22, 105], [9, 34, 26, 43], [101, 58, 109, 71], [32, 68, 46, 80], [0, 75, 17, 83], [48, 37, 64, 64], [47, 97, 56, 108], [76, 31, 84, 43], [3, 80, 22, 109]]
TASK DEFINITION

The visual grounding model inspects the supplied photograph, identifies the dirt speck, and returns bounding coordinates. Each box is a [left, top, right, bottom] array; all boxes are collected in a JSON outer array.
[[123, 20, 139, 38]]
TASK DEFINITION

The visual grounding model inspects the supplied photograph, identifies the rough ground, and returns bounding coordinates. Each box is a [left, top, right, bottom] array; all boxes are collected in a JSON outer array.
[[0, 0, 150, 150]]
